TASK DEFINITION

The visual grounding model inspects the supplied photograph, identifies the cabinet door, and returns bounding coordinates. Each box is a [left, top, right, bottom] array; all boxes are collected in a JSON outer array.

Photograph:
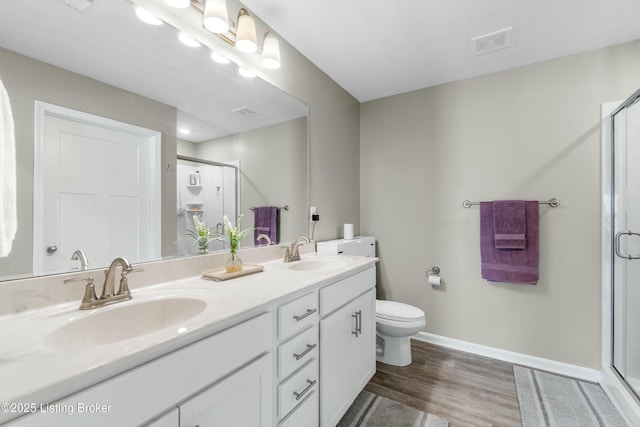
[[180, 354, 272, 427], [320, 289, 376, 427], [349, 289, 376, 393], [320, 305, 352, 427]]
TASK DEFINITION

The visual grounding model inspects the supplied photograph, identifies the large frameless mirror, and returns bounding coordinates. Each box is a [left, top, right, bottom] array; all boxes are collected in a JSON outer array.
[[0, 0, 308, 281]]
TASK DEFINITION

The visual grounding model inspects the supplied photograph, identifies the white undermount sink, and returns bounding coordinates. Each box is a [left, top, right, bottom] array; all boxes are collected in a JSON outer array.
[[285, 256, 350, 272], [42, 297, 207, 351]]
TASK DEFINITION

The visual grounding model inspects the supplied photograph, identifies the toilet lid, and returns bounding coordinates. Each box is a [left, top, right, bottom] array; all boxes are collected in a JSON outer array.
[[376, 300, 425, 321]]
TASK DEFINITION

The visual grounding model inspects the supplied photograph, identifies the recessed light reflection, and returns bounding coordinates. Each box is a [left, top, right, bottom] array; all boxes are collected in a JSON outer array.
[[135, 6, 163, 26], [238, 67, 256, 78], [210, 51, 231, 64], [177, 327, 188, 334], [178, 32, 201, 47], [179, 128, 191, 135]]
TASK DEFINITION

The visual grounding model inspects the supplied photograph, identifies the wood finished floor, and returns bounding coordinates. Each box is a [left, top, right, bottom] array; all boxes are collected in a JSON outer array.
[[364, 340, 522, 427]]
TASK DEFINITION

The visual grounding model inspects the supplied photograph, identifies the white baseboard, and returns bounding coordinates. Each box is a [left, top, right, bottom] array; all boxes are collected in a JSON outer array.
[[413, 332, 601, 382]]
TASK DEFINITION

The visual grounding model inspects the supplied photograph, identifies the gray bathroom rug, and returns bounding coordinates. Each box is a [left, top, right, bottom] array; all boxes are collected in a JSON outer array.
[[337, 390, 449, 427], [514, 365, 628, 427]]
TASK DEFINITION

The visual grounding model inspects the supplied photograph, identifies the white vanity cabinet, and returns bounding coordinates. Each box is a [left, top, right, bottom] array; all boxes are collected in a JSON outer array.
[[6, 312, 273, 427], [276, 291, 320, 426], [320, 268, 376, 427], [179, 354, 273, 427]]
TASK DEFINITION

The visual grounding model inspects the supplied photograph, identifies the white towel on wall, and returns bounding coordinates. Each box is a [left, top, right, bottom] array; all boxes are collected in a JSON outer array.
[[0, 78, 17, 257]]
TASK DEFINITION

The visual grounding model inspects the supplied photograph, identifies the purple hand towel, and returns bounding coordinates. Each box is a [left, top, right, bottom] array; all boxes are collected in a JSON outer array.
[[493, 200, 526, 249], [480, 201, 539, 285], [253, 206, 279, 245]]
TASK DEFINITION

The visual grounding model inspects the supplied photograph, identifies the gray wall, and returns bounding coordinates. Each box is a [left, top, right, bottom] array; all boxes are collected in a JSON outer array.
[[0, 47, 177, 277], [255, 39, 361, 241], [192, 117, 308, 245], [360, 40, 640, 369]]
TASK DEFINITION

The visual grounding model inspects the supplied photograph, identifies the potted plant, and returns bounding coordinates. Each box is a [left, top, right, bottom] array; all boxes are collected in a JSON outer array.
[[221, 214, 253, 273]]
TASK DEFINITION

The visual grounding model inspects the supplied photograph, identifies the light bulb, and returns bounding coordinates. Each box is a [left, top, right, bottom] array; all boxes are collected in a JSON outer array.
[[261, 32, 281, 69], [203, 0, 229, 34], [235, 9, 257, 53]]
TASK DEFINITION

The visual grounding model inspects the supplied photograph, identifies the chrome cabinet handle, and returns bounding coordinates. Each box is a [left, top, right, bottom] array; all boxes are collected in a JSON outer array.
[[293, 343, 317, 361], [293, 308, 317, 321], [293, 379, 317, 401], [46, 245, 58, 254], [615, 230, 640, 260], [352, 310, 363, 337]]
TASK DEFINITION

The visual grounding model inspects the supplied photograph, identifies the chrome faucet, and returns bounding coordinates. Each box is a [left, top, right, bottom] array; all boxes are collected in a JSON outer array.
[[256, 233, 273, 246], [70, 249, 90, 270], [64, 257, 141, 310], [102, 257, 133, 299], [283, 236, 310, 262]]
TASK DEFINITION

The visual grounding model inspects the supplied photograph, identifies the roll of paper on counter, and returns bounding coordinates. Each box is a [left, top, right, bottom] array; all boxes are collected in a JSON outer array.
[[344, 224, 354, 240]]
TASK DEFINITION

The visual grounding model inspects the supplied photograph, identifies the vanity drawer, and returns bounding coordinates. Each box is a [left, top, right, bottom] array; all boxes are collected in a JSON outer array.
[[278, 387, 318, 427], [278, 324, 318, 380], [320, 267, 375, 316], [278, 291, 319, 340], [278, 359, 319, 418]]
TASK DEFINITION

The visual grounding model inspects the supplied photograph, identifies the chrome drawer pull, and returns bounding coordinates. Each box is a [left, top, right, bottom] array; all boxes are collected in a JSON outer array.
[[293, 379, 317, 401], [351, 310, 362, 337], [293, 308, 317, 321], [294, 343, 317, 360]]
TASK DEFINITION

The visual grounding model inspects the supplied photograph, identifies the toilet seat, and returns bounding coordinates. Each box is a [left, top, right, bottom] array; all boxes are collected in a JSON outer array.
[[376, 300, 425, 322]]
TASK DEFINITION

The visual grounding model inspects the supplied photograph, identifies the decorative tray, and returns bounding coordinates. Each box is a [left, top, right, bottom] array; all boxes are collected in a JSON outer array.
[[201, 264, 265, 281]]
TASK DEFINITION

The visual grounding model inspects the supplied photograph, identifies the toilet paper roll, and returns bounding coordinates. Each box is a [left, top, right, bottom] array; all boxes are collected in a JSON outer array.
[[428, 275, 441, 286], [344, 224, 354, 240]]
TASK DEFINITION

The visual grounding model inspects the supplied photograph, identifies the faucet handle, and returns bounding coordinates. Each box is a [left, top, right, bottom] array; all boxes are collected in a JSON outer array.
[[116, 267, 143, 297], [64, 276, 97, 309]]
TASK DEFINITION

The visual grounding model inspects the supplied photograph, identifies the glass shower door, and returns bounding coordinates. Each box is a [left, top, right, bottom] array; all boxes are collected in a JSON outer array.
[[612, 90, 640, 398]]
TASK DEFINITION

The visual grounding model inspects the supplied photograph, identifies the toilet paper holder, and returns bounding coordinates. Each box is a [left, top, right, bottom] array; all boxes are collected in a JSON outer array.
[[426, 266, 440, 276]]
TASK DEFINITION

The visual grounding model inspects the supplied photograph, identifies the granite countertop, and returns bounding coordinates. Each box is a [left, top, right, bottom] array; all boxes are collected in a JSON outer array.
[[0, 253, 377, 424]]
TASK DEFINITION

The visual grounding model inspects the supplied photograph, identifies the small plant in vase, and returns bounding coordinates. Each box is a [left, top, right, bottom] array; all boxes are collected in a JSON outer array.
[[221, 214, 253, 273], [184, 214, 220, 254]]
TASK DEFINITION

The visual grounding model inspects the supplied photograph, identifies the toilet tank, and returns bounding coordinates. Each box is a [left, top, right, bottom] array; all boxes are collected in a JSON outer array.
[[317, 236, 375, 257]]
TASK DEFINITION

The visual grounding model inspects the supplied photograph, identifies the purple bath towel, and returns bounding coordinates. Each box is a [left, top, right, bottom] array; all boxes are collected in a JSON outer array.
[[253, 206, 279, 245], [480, 201, 539, 285], [493, 200, 526, 249]]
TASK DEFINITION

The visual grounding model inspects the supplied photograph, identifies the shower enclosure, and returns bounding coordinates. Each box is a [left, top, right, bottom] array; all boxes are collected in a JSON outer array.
[[176, 156, 238, 256], [610, 89, 640, 401]]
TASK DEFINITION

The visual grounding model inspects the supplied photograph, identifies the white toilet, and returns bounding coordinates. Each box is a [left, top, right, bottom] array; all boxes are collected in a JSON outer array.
[[375, 299, 426, 366]]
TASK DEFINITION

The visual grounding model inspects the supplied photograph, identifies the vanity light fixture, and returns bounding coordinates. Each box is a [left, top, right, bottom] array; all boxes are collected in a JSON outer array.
[[261, 31, 281, 69], [138, 0, 282, 70], [164, 0, 190, 8], [234, 8, 257, 53], [135, 6, 163, 26], [178, 32, 202, 47], [203, 0, 229, 34]]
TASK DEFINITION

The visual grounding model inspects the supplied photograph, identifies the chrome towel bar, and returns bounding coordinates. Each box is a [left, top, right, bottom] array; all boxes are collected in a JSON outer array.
[[462, 198, 560, 208]]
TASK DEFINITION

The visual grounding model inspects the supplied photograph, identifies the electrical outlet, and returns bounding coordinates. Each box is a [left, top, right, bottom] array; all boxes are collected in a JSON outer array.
[[310, 206, 317, 222]]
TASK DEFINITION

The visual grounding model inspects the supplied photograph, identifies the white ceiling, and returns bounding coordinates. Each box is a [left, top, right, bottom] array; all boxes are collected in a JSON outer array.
[[241, 0, 640, 102]]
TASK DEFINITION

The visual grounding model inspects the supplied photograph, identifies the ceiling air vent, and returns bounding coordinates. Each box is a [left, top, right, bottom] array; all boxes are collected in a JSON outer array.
[[55, 0, 97, 12], [232, 106, 259, 118], [471, 27, 512, 55]]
